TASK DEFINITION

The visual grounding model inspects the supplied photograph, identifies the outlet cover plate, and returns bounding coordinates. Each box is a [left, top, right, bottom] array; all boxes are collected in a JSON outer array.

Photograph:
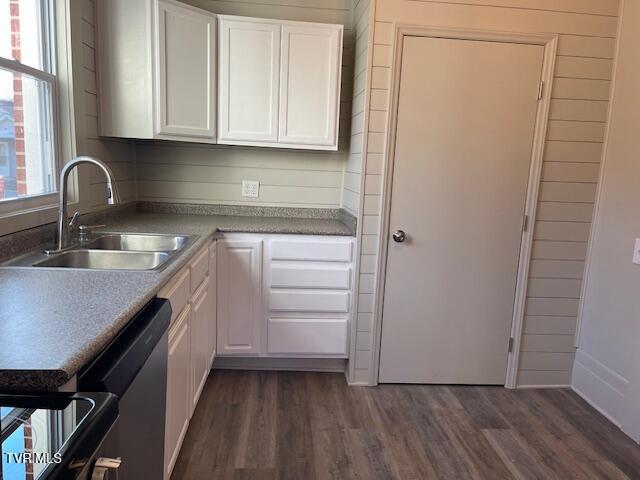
[[633, 238, 640, 265], [242, 180, 260, 198]]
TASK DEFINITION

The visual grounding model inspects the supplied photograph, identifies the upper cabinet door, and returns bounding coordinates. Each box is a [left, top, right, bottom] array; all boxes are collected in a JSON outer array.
[[218, 17, 280, 144], [278, 24, 342, 149], [155, 0, 216, 140]]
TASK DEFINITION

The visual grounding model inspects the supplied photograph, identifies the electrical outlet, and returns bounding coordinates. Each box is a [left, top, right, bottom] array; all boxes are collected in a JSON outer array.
[[242, 180, 259, 198], [633, 238, 640, 265]]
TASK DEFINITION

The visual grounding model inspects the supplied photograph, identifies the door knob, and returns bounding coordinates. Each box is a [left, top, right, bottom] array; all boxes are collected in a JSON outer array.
[[392, 230, 406, 243]]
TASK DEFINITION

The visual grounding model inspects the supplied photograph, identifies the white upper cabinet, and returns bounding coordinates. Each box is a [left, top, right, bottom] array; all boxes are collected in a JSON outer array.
[[97, 0, 216, 143], [218, 16, 343, 150], [217, 17, 280, 144], [156, 0, 216, 139], [279, 24, 342, 148]]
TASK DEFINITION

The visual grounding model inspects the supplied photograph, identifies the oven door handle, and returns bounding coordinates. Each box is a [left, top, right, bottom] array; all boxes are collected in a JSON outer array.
[[91, 457, 122, 480]]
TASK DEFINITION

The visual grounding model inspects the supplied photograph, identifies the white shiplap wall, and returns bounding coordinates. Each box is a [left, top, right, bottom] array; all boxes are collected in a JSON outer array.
[[349, 0, 620, 386], [342, 0, 371, 215], [77, 0, 135, 210], [134, 0, 354, 209]]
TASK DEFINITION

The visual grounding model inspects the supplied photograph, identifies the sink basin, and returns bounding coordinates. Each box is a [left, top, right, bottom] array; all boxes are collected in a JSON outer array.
[[33, 250, 170, 271], [2, 232, 197, 271], [84, 233, 190, 252]]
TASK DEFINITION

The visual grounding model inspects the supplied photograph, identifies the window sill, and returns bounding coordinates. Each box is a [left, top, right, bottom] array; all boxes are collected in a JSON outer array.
[[0, 200, 78, 237]]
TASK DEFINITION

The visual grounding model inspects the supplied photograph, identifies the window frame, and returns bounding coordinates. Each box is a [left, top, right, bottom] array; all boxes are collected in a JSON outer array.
[[0, 141, 8, 165], [0, 0, 62, 219]]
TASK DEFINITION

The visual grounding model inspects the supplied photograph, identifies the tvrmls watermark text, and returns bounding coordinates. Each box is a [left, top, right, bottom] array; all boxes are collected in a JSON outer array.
[[3, 452, 62, 464]]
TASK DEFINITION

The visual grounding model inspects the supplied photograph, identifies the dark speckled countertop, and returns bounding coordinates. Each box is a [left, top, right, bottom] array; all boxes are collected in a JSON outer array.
[[0, 211, 354, 390]]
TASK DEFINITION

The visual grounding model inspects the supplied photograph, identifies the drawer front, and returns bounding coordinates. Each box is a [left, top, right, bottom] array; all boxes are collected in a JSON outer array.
[[271, 239, 352, 262], [270, 264, 351, 289], [268, 318, 347, 355], [190, 246, 209, 292], [168, 302, 191, 342], [269, 290, 349, 313], [159, 267, 191, 325]]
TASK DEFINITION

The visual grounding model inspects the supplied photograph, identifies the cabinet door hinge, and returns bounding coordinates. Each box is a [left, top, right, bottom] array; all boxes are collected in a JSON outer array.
[[508, 337, 515, 353], [537, 81, 544, 100], [522, 214, 529, 232]]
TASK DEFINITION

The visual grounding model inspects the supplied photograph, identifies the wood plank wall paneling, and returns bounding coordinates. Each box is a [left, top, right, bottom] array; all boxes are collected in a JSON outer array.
[[79, 0, 135, 209], [349, 0, 620, 386], [342, 0, 372, 215], [134, 0, 354, 209]]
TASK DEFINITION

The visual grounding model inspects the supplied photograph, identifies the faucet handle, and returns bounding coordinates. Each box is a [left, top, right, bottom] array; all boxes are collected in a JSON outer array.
[[68, 211, 80, 231]]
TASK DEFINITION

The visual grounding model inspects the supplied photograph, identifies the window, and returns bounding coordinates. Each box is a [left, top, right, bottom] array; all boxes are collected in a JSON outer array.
[[0, 0, 56, 203]]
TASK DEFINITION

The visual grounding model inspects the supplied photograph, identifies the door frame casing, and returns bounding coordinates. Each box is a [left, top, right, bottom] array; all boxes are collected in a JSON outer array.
[[371, 25, 558, 388]]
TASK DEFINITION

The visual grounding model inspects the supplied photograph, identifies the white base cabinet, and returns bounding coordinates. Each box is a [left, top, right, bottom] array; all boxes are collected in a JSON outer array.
[[208, 242, 217, 365], [159, 233, 353, 479], [164, 305, 191, 480], [190, 278, 211, 410], [216, 238, 264, 355], [159, 241, 216, 480], [217, 234, 354, 358]]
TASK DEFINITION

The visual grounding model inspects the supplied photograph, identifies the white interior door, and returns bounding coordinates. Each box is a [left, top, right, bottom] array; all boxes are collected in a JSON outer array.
[[378, 36, 544, 384], [155, 0, 216, 139], [218, 17, 280, 144]]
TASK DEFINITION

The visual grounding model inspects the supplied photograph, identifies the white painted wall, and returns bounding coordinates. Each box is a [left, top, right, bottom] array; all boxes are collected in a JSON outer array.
[[573, 0, 640, 443], [347, 0, 621, 385], [342, 0, 371, 215], [133, 0, 354, 209]]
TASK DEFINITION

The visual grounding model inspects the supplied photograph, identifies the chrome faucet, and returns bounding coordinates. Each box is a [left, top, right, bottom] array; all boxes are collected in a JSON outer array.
[[51, 156, 120, 252]]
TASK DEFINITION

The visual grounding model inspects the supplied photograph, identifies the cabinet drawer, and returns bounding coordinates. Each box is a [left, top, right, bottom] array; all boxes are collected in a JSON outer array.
[[269, 289, 349, 313], [159, 267, 191, 325], [268, 318, 347, 355], [190, 246, 209, 292], [271, 239, 352, 262], [270, 264, 350, 289], [169, 303, 191, 341]]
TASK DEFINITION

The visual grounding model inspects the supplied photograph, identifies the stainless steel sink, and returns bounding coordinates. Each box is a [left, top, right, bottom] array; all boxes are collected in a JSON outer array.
[[84, 233, 190, 252], [33, 250, 170, 271], [2, 232, 197, 271]]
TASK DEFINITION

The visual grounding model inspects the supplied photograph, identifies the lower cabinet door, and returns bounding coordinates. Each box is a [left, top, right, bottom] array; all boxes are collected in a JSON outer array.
[[208, 243, 217, 365], [190, 278, 210, 410], [217, 238, 263, 354], [164, 305, 191, 480]]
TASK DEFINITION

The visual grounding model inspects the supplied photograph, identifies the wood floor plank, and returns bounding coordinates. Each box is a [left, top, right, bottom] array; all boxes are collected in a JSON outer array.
[[275, 371, 316, 480], [172, 371, 640, 480], [450, 386, 510, 429], [311, 427, 353, 480], [483, 428, 563, 480], [234, 371, 278, 469], [532, 389, 640, 479], [434, 408, 515, 480]]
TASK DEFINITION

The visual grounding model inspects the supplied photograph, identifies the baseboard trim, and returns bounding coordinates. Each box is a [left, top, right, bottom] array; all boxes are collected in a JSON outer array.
[[571, 349, 628, 428], [213, 356, 346, 373], [516, 384, 570, 389]]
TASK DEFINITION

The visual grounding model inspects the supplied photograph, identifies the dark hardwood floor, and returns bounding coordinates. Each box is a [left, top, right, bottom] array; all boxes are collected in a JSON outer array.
[[171, 370, 640, 480]]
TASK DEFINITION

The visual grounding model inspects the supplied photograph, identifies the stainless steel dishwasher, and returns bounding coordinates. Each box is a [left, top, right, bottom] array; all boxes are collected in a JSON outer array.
[[78, 298, 171, 480]]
